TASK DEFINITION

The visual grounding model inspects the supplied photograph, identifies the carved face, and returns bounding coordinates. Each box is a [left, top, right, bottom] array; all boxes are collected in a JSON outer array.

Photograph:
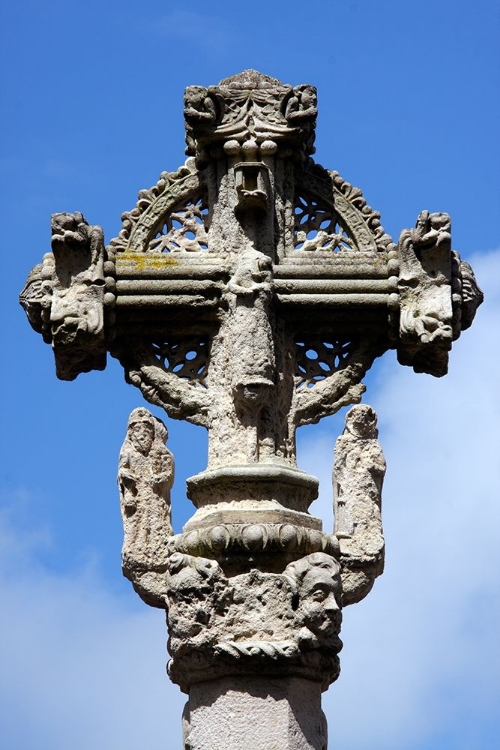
[[168, 567, 213, 639], [129, 419, 154, 455], [345, 405, 377, 439], [299, 567, 342, 638]]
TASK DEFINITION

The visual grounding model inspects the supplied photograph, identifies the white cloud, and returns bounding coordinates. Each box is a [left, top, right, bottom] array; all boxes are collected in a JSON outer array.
[[0, 508, 185, 750]]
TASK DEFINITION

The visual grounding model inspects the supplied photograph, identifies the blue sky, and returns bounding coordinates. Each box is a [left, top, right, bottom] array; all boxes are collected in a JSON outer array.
[[1, 1, 499, 748]]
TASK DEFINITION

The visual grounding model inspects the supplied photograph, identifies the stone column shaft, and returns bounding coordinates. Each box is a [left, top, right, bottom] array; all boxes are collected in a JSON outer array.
[[185, 677, 326, 750]]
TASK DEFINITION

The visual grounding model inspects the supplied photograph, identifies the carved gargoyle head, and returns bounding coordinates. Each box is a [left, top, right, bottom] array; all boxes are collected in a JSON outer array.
[[51, 211, 90, 253]]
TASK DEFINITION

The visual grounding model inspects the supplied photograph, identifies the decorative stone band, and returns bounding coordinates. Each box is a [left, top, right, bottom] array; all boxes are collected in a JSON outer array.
[[186, 464, 319, 517], [171, 524, 340, 565], [168, 637, 341, 694]]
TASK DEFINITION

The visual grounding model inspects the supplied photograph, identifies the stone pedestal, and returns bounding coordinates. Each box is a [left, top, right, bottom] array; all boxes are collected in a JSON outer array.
[[185, 677, 326, 750]]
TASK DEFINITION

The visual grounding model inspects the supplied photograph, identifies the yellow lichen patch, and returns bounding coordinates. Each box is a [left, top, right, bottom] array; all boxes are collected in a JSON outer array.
[[117, 252, 179, 271]]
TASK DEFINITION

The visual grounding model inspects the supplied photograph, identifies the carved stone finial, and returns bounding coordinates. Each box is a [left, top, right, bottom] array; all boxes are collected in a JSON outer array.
[[184, 69, 317, 166]]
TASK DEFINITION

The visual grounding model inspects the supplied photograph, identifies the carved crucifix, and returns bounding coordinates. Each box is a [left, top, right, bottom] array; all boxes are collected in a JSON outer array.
[[20, 71, 482, 749]]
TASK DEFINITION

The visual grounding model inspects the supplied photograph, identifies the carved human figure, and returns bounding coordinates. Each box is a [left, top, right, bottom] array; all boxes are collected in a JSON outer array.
[[165, 552, 228, 662], [118, 408, 174, 574], [285, 553, 342, 651], [184, 85, 217, 123], [333, 405, 385, 548], [285, 84, 318, 123], [225, 245, 276, 460]]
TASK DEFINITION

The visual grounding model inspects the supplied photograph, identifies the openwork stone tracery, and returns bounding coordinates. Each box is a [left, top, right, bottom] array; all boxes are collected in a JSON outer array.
[[148, 193, 210, 254], [20, 70, 482, 750], [294, 194, 354, 252]]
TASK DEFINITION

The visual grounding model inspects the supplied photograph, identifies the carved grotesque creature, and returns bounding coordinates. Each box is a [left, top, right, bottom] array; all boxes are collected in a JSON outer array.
[[183, 86, 217, 124], [20, 211, 108, 379], [459, 259, 484, 330], [399, 211, 453, 344], [285, 84, 318, 123], [398, 210, 457, 376]]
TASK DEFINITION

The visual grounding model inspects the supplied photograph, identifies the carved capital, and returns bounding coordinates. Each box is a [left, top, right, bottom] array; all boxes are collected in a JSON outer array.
[[165, 551, 342, 692], [184, 70, 317, 165]]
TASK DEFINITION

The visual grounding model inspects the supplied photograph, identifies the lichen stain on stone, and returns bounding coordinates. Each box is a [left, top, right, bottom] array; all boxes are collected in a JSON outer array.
[[119, 252, 179, 270]]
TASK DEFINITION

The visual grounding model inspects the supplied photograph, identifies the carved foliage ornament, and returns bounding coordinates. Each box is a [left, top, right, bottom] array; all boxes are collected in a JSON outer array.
[[295, 339, 356, 389], [294, 194, 354, 252], [184, 70, 318, 162], [151, 339, 209, 387], [148, 193, 210, 254]]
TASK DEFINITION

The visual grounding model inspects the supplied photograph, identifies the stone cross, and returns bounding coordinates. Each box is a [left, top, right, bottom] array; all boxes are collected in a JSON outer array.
[[20, 70, 482, 750]]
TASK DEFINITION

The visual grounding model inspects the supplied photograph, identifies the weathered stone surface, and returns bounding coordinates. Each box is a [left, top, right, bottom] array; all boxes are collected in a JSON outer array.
[[20, 211, 108, 380], [164, 551, 341, 692], [185, 677, 327, 750], [397, 210, 482, 376], [19, 69, 483, 748], [334, 404, 386, 605], [118, 408, 174, 607]]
